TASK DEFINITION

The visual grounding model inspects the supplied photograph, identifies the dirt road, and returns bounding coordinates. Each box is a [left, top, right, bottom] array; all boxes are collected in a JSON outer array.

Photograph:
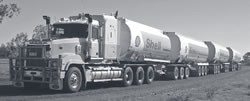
[[0, 66, 250, 101]]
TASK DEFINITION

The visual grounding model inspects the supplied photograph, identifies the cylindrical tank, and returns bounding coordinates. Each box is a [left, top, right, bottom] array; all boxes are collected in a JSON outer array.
[[166, 32, 208, 63], [118, 18, 172, 62], [227, 47, 241, 62], [204, 41, 230, 63]]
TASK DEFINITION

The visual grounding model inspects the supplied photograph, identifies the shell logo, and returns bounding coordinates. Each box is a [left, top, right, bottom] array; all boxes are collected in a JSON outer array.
[[135, 36, 141, 47]]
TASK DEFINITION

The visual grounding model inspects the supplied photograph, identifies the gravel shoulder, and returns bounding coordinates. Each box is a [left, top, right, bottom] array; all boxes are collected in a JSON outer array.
[[0, 66, 250, 101]]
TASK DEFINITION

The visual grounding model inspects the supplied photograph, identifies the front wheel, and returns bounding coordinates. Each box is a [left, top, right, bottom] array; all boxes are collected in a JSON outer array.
[[64, 67, 82, 92]]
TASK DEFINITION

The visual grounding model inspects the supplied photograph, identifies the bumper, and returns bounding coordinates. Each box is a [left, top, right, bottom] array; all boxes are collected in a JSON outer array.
[[9, 57, 64, 90]]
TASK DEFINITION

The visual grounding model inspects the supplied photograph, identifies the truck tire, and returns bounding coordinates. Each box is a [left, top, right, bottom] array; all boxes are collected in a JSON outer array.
[[198, 66, 201, 77], [218, 66, 221, 74], [64, 67, 82, 92], [204, 66, 208, 76], [144, 66, 154, 84], [184, 67, 190, 79], [201, 66, 204, 76], [122, 67, 133, 86], [236, 64, 239, 71], [214, 66, 217, 74], [167, 67, 179, 80], [179, 67, 184, 79], [134, 66, 144, 85], [232, 65, 235, 71]]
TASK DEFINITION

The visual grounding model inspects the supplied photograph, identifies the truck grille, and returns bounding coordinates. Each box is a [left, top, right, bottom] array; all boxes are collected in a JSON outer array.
[[26, 59, 48, 67], [19, 45, 50, 67], [26, 48, 43, 58]]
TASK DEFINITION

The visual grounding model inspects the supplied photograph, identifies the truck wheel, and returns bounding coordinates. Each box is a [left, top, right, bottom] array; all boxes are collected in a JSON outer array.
[[179, 67, 184, 79], [122, 67, 133, 86], [201, 66, 204, 76], [144, 66, 154, 84], [214, 66, 217, 74], [167, 67, 179, 80], [236, 64, 239, 71], [218, 66, 221, 74], [232, 65, 235, 71], [134, 66, 144, 85], [184, 67, 190, 79], [225, 66, 229, 72], [198, 66, 201, 77], [64, 67, 82, 92], [204, 66, 208, 76]]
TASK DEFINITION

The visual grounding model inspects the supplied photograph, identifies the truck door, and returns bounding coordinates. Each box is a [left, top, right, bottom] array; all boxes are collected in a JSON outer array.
[[104, 18, 118, 59], [90, 26, 99, 58]]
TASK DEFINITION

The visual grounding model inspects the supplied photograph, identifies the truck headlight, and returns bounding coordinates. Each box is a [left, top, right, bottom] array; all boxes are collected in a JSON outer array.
[[75, 44, 81, 55]]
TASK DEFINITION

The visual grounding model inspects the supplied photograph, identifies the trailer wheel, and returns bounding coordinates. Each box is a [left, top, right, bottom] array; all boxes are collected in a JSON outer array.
[[232, 65, 235, 71], [214, 66, 217, 74], [122, 67, 133, 86], [144, 66, 154, 84], [133, 66, 144, 85], [167, 67, 179, 80], [179, 67, 184, 79], [236, 64, 239, 71], [201, 66, 204, 76], [218, 66, 221, 74], [64, 67, 82, 92], [184, 67, 190, 79], [225, 65, 229, 73], [198, 66, 201, 77], [204, 66, 208, 76], [230, 65, 234, 72]]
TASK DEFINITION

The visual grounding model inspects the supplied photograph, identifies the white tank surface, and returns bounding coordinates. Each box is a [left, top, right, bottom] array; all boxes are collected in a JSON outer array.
[[227, 47, 242, 62], [118, 18, 171, 62], [166, 32, 208, 63], [204, 41, 230, 63]]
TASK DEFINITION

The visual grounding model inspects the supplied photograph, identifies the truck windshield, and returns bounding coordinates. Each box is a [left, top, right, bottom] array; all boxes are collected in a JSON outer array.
[[52, 23, 88, 39]]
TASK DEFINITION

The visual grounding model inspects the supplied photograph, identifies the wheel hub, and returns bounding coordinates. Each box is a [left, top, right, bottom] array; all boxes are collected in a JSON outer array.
[[70, 73, 79, 89]]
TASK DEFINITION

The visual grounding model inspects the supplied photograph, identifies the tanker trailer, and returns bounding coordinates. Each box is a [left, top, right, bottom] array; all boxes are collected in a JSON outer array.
[[165, 32, 209, 78], [227, 47, 242, 71], [117, 18, 172, 63], [204, 41, 230, 73]]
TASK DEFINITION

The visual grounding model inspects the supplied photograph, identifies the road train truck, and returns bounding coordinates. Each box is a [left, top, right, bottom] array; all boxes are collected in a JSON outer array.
[[9, 13, 242, 92]]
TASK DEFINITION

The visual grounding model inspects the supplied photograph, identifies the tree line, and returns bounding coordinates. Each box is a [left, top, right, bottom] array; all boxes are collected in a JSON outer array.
[[0, 25, 47, 58], [0, 0, 47, 58]]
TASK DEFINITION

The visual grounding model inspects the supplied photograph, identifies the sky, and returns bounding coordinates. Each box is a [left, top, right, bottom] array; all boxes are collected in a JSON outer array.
[[0, 0, 249, 54]]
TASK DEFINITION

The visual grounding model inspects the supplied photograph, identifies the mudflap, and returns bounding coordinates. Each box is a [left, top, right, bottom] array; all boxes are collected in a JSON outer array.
[[49, 79, 64, 90]]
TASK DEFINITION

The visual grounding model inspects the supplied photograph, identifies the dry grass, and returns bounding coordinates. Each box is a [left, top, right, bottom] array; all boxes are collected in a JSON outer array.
[[205, 88, 216, 100], [167, 95, 191, 101]]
